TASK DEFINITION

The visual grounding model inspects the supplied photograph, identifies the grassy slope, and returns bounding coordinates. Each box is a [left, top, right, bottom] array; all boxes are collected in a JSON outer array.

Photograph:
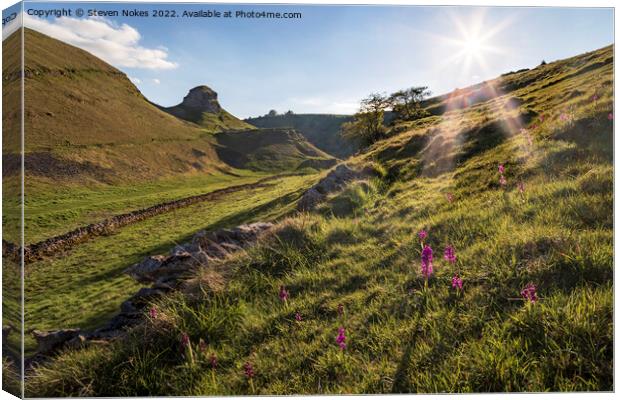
[[22, 173, 320, 352], [1, 29, 333, 244], [245, 114, 356, 158], [10, 29, 230, 184], [25, 45, 613, 395], [215, 128, 335, 172]]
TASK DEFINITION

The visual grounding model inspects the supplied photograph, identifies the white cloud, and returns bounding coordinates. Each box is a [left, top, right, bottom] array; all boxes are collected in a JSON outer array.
[[152, 78, 161, 85], [129, 76, 141, 84], [20, 13, 177, 70]]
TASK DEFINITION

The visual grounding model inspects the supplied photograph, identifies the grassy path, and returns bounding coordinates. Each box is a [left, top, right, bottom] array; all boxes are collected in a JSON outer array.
[[7, 173, 302, 262], [23, 173, 319, 353]]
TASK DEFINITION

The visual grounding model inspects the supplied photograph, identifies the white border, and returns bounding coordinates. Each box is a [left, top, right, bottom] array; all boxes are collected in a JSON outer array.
[[0, 1, 616, 400]]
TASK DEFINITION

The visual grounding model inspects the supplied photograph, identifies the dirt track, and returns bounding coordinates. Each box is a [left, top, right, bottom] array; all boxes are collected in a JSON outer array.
[[2, 174, 289, 263]]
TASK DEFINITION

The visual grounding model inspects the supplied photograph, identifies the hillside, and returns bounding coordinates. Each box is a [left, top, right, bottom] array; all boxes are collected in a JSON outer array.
[[0, 29, 228, 184], [246, 113, 357, 158], [3, 29, 322, 187], [160, 85, 254, 132], [215, 128, 336, 171], [14, 42, 615, 396]]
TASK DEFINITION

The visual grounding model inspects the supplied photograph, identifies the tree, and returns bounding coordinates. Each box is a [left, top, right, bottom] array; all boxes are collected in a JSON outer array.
[[341, 92, 390, 146], [389, 86, 431, 121], [267, 109, 278, 117], [285, 110, 295, 116]]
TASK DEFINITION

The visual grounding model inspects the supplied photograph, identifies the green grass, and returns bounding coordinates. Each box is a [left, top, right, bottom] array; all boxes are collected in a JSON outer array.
[[22, 174, 319, 350], [4, 169, 269, 244], [19, 45, 614, 395]]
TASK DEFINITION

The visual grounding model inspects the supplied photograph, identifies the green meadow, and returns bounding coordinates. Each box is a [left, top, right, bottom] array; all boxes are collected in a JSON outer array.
[[19, 44, 613, 396]]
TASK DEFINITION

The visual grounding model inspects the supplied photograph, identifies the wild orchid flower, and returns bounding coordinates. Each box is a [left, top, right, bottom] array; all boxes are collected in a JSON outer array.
[[451, 274, 463, 290], [279, 285, 289, 303], [244, 361, 255, 378], [520, 283, 538, 304], [336, 327, 346, 350], [295, 312, 302, 322], [608, 112, 614, 121], [244, 361, 256, 393], [149, 306, 158, 319], [498, 164, 505, 174], [499, 175, 507, 186], [180, 332, 195, 365], [446, 193, 454, 203], [337, 303, 344, 317], [418, 230, 428, 241], [444, 246, 456, 263], [421, 245, 433, 279], [518, 181, 525, 194]]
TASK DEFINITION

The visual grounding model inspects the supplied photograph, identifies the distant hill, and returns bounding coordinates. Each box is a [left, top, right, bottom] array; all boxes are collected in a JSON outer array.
[[245, 113, 358, 158], [159, 85, 254, 132], [215, 128, 336, 172]]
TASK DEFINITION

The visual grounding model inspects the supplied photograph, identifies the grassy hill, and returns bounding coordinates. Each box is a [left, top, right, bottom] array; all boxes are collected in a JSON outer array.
[[246, 113, 357, 158], [2, 29, 334, 246], [215, 128, 336, 172], [16, 42, 615, 395]]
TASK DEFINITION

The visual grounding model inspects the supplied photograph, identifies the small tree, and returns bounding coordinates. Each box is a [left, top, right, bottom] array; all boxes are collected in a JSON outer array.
[[389, 86, 431, 121], [341, 92, 390, 147], [285, 110, 295, 116], [267, 109, 278, 117]]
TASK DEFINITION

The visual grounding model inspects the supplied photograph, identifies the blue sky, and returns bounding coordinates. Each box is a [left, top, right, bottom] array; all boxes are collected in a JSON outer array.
[[3, 2, 614, 118]]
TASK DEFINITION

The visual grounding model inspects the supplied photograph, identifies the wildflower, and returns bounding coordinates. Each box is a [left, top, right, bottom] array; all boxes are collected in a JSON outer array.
[[180, 332, 195, 365], [517, 181, 525, 194], [148, 306, 158, 319], [559, 113, 570, 122], [608, 112, 614, 121], [295, 312, 302, 322], [499, 175, 507, 186], [451, 274, 463, 290], [244, 361, 256, 393], [337, 303, 344, 317], [421, 245, 433, 279], [591, 94, 599, 102], [444, 246, 456, 263], [446, 192, 454, 203], [336, 327, 346, 350], [279, 285, 289, 302], [198, 338, 207, 354], [243, 361, 255, 378], [520, 283, 538, 304], [498, 164, 505, 174], [539, 114, 546, 122], [180, 332, 190, 351], [527, 134, 533, 147]]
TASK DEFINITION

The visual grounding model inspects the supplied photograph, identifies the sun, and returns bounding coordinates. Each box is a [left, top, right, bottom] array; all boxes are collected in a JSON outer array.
[[430, 10, 514, 76], [463, 35, 484, 57]]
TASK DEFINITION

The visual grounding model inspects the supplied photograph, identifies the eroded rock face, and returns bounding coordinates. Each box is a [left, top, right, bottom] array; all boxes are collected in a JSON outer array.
[[297, 164, 375, 211], [179, 85, 222, 113]]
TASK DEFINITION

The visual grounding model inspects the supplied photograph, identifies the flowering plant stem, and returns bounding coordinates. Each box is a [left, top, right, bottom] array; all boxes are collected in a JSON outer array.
[[249, 378, 255, 394], [211, 369, 216, 388]]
